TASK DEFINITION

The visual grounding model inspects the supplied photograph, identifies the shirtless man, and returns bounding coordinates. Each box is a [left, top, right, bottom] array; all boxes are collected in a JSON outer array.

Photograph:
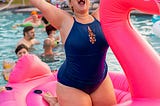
[[17, 26, 40, 49]]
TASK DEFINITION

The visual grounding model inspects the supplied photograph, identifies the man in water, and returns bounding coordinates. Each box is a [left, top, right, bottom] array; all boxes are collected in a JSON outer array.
[[16, 26, 40, 49], [40, 38, 55, 62]]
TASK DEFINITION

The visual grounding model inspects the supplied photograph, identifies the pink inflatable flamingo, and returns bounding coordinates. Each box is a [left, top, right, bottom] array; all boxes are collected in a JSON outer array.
[[0, 54, 56, 106], [100, 0, 160, 105], [0, 54, 131, 105]]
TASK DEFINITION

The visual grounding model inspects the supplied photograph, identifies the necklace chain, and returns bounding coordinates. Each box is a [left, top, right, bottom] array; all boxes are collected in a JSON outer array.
[[75, 15, 92, 21]]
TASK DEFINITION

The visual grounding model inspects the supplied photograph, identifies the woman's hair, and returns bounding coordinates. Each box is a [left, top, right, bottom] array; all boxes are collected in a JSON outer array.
[[67, 0, 74, 12], [45, 24, 57, 35], [15, 44, 29, 54], [41, 16, 49, 24]]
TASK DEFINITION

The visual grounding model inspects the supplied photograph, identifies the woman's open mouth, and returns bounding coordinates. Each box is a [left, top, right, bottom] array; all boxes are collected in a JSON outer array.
[[78, 0, 85, 5]]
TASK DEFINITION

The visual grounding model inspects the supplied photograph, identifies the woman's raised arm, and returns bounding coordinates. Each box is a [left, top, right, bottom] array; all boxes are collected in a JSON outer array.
[[29, 0, 69, 29]]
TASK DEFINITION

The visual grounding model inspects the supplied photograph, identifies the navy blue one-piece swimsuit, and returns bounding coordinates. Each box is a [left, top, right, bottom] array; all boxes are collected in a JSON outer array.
[[57, 17, 109, 94]]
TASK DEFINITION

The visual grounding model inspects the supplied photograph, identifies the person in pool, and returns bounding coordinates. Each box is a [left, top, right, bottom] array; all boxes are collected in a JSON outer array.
[[16, 26, 40, 50], [40, 38, 55, 62], [29, 0, 117, 106], [2, 44, 29, 81], [13, 10, 43, 28], [45, 24, 61, 45], [25, 10, 43, 27], [15, 44, 29, 59]]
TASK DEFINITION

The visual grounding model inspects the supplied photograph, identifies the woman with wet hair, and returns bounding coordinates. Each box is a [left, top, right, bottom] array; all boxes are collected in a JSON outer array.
[[2, 44, 29, 81], [29, 0, 117, 106], [15, 44, 29, 58]]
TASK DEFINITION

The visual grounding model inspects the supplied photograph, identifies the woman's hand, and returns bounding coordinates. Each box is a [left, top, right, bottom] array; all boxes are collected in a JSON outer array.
[[42, 91, 59, 106]]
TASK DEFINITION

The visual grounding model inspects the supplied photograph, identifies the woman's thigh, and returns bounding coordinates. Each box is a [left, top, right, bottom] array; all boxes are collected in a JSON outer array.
[[90, 75, 117, 106], [56, 82, 92, 106]]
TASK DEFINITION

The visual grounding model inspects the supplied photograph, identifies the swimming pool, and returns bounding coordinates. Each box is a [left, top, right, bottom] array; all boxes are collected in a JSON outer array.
[[0, 11, 160, 86]]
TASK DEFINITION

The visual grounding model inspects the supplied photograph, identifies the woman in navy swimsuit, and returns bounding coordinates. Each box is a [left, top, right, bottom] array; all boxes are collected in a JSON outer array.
[[29, 0, 117, 105]]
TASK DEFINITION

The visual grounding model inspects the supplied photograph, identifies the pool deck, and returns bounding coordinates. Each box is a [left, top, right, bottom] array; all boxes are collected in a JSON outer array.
[[0, 3, 152, 16]]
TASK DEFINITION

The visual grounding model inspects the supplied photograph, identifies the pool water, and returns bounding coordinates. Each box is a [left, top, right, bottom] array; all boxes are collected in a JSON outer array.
[[0, 11, 160, 86]]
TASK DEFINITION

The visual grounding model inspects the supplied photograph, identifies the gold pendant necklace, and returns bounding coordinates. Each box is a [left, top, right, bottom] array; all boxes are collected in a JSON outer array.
[[88, 26, 96, 44]]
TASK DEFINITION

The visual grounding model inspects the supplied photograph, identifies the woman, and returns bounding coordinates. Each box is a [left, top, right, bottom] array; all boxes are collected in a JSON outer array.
[[15, 44, 29, 58], [2, 44, 29, 81], [29, 0, 117, 105], [46, 25, 61, 42]]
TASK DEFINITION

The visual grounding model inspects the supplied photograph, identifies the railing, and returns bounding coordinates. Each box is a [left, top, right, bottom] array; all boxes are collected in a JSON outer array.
[[0, 0, 14, 11]]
